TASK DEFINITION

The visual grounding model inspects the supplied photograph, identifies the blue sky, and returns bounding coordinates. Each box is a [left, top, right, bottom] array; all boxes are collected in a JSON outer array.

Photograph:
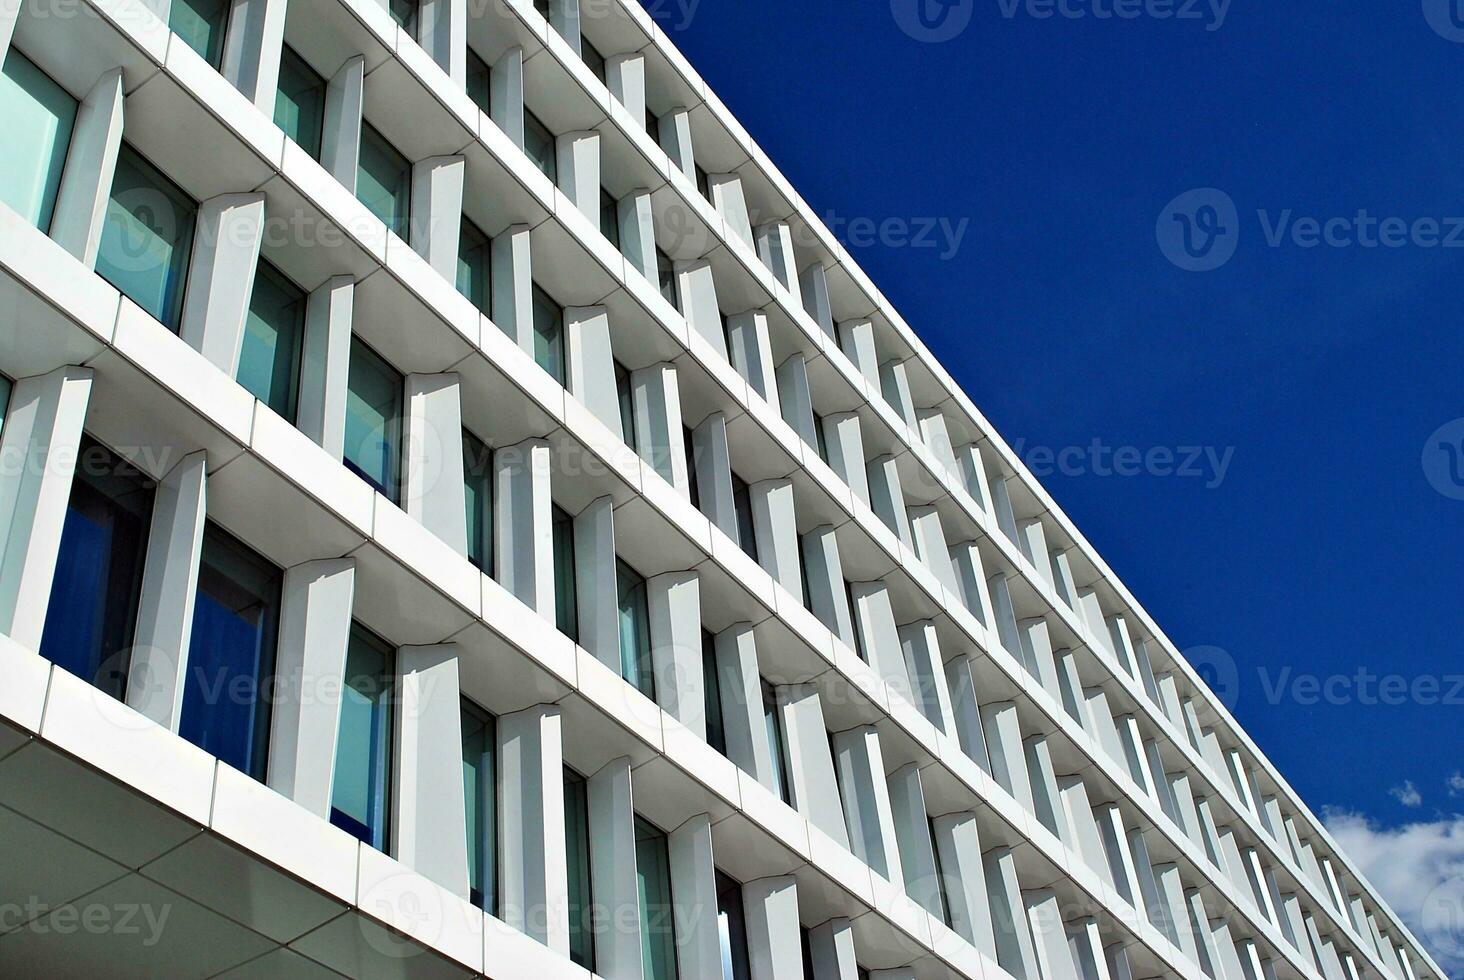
[[641, 0, 1464, 966]]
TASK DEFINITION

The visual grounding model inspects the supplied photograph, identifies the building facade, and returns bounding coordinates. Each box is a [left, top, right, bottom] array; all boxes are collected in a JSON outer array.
[[0, 0, 1443, 977]]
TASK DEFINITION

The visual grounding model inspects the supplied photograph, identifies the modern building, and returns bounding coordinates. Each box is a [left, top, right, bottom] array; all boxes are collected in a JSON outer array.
[[0, 0, 1443, 977]]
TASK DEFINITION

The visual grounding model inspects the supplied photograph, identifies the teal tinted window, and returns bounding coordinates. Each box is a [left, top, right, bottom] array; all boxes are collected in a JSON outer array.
[[0, 375, 10, 438], [531, 285, 565, 385], [96, 146, 197, 332], [457, 218, 490, 314], [553, 505, 578, 642], [170, 0, 229, 67], [615, 362, 636, 451], [702, 630, 726, 756], [524, 109, 557, 182], [463, 430, 493, 572], [0, 52, 76, 233], [357, 124, 411, 238], [732, 474, 758, 562], [466, 50, 491, 114], [657, 248, 678, 309], [716, 871, 752, 980], [635, 817, 677, 980], [462, 699, 497, 912], [600, 189, 620, 249], [180, 525, 282, 781], [564, 768, 595, 969], [238, 260, 305, 421], [533, 0, 549, 18], [344, 337, 402, 501], [274, 47, 326, 161], [616, 559, 653, 699], [330, 625, 395, 850], [389, 0, 419, 35]]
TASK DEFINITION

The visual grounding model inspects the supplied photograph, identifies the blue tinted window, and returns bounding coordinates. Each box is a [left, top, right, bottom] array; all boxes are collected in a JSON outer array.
[[344, 337, 402, 501], [274, 47, 326, 161], [330, 625, 395, 850], [0, 52, 76, 233], [238, 260, 305, 421], [180, 526, 282, 780], [462, 699, 496, 911], [170, 0, 229, 67], [40, 439, 154, 700], [356, 124, 411, 238], [96, 146, 197, 331]]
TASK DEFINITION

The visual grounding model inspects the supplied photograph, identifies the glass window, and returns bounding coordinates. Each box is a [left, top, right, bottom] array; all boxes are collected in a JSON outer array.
[[96, 145, 197, 332], [684, 424, 700, 510], [812, 411, 829, 464], [533, 0, 549, 16], [39, 439, 154, 700], [462, 699, 497, 912], [357, 123, 411, 238], [617, 558, 654, 700], [615, 362, 637, 452], [466, 50, 491, 115], [846, 582, 866, 663], [531, 285, 566, 385], [582, 37, 607, 84], [731, 474, 758, 562], [463, 430, 493, 572], [696, 164, 711, 203], [635, 817, 677, 980], [0, 374, 10, 436], [702, 630, 726, 757], [645, 106, 661, 141], [600, 189, 620, 249], [389, 0, 419, 36], [564, 768, 595, 969], [457, 217, 491, 314], [716, 871, 751, 980], [656, 248, 679, 309], [180, 525, 282, 781], [762, 680, 791, 805], [170, 0, 229, 67], [553, 505, 578, 642], [330, 624, 395, 850], [274, 46, 326, 161], [239, 259, 305, 422], [929, 817, 952, 927], [344, 337, 403, 502], [524, 109, 557, 183], [0, 52, 77, 233]]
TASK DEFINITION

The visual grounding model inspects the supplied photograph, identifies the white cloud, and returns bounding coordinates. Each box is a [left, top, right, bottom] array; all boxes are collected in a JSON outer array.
[[1322, 810, 1464, 976], [1390, 781, 1424, 808]]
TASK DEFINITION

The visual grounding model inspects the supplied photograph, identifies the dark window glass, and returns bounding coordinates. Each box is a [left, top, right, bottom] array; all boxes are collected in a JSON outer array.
[[524, 109, 558, 183], [684, 424, 700, 510], [762, 680, 791, 805], [531, 285, 566, 384], [616, 362, 637, 451], [564, 767, 595, 969], [582, 37, 607, 84], [462, 699, 497, 912], [180, 525, 282, 780], [389, 0, 419, 36], [645, 106, 661, 141], [696, 164, 711, 203], [274, 46, 326, 161], [802, 928, 816, 980], [635, 817, 677, 980], [617, 559, 654, 699], [330, 624, 395, 850], [656, 248, 678, 309], [812, 411, 829, 464], [40, 439, 154, 700], [239, 259, 305, 422], [929, 817, 951, 927], [96, 145, 197, 332], [732, 474, 758, 562], [457, 217, 491, 314], [344, 337, 403, 502], [702, 630, 726, 757], [466, 50, 492, 115], [553, 505, 578, 642], [170, 0, 229, 67], [600, 189, 620, 249], [533, 0, 550, 17], [846, 582, 866, 663], [463, 430, 493, 572], [357, 123, 412, 238], [716, 871, 752, 980]]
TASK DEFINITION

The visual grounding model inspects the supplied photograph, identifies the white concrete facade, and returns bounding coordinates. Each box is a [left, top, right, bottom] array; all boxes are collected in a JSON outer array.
[[0, 1, 1439, 978]]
